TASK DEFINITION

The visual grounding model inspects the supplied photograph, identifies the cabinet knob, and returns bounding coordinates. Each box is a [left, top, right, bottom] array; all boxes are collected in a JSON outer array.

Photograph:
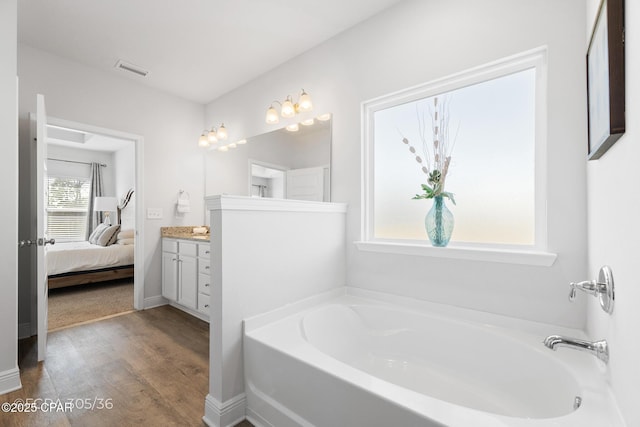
[[204, 304, 209, 308], [205, 283, 210, 287], [205, 250, 210, 254], [205, 265, 210, 270]]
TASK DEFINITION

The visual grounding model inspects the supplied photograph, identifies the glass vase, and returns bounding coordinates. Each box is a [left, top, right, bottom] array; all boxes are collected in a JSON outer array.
[[425, 195, 454, 247]]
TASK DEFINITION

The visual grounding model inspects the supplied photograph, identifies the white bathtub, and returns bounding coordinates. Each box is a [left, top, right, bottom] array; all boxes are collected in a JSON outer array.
[[243, 289, 624, 427]]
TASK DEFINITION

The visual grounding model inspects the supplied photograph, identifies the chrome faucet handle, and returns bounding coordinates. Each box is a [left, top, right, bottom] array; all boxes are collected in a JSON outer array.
[[568, 280, 598, 301], [568, 266, 614, 314]]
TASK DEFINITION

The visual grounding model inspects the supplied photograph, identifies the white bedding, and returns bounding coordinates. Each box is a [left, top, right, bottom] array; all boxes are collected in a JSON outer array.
[[47, 241, 134, 276]]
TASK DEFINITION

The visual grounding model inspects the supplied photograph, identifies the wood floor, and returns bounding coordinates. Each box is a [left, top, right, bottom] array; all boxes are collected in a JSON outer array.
[[0, 306, 253, 427]]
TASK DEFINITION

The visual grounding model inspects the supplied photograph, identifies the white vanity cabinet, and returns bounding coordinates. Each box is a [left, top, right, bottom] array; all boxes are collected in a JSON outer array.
[[196, 242, 211, 315], [161, 238, 199, 313]]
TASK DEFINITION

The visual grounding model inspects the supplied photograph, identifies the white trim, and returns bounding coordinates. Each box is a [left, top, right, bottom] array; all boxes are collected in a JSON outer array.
[[46, 116, 145, 311], [361, 47, 549, 256], [0, 367, 22, 395], [143, 295, 167, 309], [205, 194, 347, 213], [354, 241, 557, 266], [203, 393, 247, 427]]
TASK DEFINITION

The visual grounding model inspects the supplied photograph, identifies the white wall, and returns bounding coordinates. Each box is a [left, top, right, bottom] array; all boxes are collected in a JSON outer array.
[[0, 0, 21, 394], [114, 143, 135, 198], [205, 0, 588, 328], [17, 44, 206, 308], [204, 196, 346, 426], [586, 1, 639, 425]]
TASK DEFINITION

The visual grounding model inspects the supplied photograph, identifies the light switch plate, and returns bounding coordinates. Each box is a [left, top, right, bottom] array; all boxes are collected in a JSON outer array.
[[147, 208, 163, 219]]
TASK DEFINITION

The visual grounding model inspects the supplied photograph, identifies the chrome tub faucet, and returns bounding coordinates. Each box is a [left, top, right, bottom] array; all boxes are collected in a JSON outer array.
[[543, 335, 609, 364]]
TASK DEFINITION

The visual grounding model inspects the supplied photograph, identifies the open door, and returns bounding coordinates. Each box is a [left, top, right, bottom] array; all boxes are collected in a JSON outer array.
[[36, 94, 54, 361], [285, 166, 325, 201]]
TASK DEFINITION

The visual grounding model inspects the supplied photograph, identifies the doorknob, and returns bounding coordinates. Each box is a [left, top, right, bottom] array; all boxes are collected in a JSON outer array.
[[37, 237, 56, 246]]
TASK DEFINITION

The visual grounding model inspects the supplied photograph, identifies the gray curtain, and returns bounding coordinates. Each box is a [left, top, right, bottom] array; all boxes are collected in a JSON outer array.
[[86, 162, 104, 239]]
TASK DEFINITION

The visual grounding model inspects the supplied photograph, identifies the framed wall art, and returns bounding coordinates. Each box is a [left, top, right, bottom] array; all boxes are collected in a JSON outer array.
[[586, 0, 625, 160]]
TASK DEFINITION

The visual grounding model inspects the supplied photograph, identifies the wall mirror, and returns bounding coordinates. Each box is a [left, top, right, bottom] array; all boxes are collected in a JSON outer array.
[[205, 116, 332, 202]]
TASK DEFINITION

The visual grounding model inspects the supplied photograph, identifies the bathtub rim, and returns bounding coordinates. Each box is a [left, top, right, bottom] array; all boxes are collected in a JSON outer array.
[[243, 286, 627, 426], [245, 286, 588, 339]]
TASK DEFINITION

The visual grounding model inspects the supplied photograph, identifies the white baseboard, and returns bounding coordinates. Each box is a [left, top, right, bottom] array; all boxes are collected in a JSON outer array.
[[202, 393, 246, 427], [0, 367, 22, 395], [143, 295, 167, 309], [18, 323, 32, 340]]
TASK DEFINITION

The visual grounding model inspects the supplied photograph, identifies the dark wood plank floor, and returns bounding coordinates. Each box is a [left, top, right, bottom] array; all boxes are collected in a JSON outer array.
[[0, 305, 253, 427]]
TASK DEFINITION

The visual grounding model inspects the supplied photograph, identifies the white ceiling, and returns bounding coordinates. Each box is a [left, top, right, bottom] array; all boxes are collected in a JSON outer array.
[[18, 0, 404, 105]]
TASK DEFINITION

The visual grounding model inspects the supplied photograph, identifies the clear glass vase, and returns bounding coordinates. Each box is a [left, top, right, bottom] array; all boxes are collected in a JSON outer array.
[[425, 195, 454, 247]]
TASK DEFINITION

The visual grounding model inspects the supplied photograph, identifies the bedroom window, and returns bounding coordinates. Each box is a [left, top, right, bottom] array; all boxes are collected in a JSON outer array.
[[360, 48, 552, 263], [47, 176, 91, 242]]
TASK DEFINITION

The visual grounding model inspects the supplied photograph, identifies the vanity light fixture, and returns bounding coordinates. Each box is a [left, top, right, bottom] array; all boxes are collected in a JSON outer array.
[[286, 123, 299, 132], [198, 133, 209, 147], [198, 123, 229, 148], [301, 118, 315, 126], [216, 123, 228, 140], [265, 89, 313, 124]]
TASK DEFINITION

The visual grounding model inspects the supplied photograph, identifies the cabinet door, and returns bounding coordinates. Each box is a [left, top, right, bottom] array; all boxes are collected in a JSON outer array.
[[178, 255, 197, 309], [162, 251, 178, 301]]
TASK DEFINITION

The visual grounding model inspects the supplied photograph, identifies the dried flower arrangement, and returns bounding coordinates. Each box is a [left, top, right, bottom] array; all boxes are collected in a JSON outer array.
[[401, 96, 458, 204]]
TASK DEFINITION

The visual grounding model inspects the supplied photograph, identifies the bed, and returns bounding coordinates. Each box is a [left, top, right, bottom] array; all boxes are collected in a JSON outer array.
[[47, 189, 135, 289]]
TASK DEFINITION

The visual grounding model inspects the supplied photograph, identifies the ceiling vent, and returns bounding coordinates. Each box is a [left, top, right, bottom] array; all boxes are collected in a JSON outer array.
[[114, 59, 149, 77]]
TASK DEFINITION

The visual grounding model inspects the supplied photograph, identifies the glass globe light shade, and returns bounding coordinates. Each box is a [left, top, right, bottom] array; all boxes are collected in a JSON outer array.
[[281, 97, 295, 118], [265, 106, 279, 124], [217, 124, 228, 140], [198, 133, 209, 147], [208, 129, 218, 143], [298, 90, 313, 112]]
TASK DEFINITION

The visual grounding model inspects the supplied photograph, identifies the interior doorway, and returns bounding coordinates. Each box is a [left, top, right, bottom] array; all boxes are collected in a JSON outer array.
[[27, 115, 145, 337]]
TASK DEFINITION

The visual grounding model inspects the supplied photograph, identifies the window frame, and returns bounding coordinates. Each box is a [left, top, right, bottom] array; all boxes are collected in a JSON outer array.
[[358, 47, 556, 266], [46, 173, 91, 242]]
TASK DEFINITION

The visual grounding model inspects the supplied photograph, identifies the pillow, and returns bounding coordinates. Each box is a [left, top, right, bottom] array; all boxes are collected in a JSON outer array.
[[117, 237, 135, 245], [96, 225, 121, 247], [88, 223, 108, 244], [117, 229, 135, 239]]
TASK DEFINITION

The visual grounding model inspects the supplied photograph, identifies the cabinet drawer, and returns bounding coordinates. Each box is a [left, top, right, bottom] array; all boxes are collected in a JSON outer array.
[[179, 241, 197, 257], [199, 259, 211, 275], [198, 293, 210, 314], [198, 273, 211, 295], [162, 239, 178, 253], [198, 243, 211, 259]]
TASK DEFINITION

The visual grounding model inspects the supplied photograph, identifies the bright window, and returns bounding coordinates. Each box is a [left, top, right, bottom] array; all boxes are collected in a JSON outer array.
[[47, 176, 91, 241], [362, 49, 547, 251]]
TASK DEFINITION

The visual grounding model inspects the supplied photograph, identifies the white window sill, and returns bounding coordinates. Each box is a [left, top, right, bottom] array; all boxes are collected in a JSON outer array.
[[354, 241, 557, 266]]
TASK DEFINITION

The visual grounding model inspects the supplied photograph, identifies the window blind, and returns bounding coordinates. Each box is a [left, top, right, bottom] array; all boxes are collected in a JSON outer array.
[[47, 176, 91, 241]]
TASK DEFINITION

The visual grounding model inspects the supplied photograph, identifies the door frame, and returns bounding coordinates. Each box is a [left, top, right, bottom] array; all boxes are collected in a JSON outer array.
[[247, 158, 289, 198], [39, 116, 145, 311]]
